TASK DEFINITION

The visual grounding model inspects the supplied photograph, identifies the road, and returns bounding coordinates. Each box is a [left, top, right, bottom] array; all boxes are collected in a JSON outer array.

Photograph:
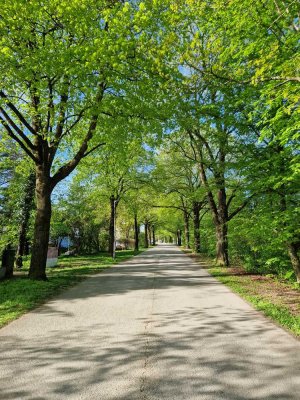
[[0, 244, 299, 399]]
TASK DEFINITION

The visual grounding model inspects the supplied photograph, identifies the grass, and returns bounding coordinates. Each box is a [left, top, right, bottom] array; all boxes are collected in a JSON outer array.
[[184, 251, 300, 338], [0, 249, 143, 329]]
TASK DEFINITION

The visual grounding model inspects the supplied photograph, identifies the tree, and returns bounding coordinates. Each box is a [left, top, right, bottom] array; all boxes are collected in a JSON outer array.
[[15, 172, 35, 268], [0, 1, 169, 278], [0, 136, 34, 266], [151, 138, 209, 253], [177, 0, 299, 270]]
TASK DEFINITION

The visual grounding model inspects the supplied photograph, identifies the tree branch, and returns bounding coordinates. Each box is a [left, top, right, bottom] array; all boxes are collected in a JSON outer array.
[[0, 106, 37, 151], [152, 204, 185, 212], [54, 79, 70, 142], [228, 195, 254, 221], [0, 90, 36, 135], [0, 115, 39, 163], [82, 142, 106, 158], [50, 82, 106, 187]]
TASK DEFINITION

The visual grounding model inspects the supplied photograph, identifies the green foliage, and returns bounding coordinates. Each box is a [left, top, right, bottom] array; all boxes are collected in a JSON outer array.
[[1, 1, 299, 285], [51, 182, 109, 254], [0, 137, 34, 252]]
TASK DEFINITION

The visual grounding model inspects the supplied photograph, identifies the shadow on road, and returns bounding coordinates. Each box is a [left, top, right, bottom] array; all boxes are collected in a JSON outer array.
[[1, 245, 299, 399]]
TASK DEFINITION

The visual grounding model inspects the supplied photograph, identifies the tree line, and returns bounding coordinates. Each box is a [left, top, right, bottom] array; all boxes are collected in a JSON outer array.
[[0, 0, 299, 282]]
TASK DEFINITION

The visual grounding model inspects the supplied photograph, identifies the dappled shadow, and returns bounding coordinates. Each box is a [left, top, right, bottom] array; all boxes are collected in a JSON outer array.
[[1, 306, 300, 399], [24, 247, 226, 313], [0, 245, 300, 399]]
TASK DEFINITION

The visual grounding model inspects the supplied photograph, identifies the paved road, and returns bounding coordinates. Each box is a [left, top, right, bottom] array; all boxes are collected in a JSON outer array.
[[0, 245, 299, 400]]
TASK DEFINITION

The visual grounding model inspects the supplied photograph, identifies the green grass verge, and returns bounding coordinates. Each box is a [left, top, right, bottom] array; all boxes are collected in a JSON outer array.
[[0, 249, 144, 329], [208, 267, 300, 337]]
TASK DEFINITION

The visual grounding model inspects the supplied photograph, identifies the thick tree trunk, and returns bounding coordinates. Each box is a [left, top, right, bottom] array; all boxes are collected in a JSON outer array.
[[152, 226, 156, 246], [215, 222, 229, 266], [28, 169, 52, 280], [193, 201, 201, 253], [183, 210, 190, 249], [287, 242, 300, 283], [15, 172, 35, 268], [134, 214, 139, 253], [144, 221, 149, 248], [108, 195, 116, 258]]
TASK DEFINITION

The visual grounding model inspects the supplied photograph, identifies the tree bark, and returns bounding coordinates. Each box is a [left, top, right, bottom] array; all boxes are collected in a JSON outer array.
[[193, 201, 201, 253], [144, 221, 149, 248], [108, 195, 116, 258], [24, 240, 30, 256], [177, 229, 182, 246], [15, 172, 35, 268], [183, 210, 190, 249], [152, 226, 156, 246], [215, 222, 229, 266], [215, 186, 229, 266], [148, 224, 152, 246], [28, 167, 52, 280], [134, 214, 139, 253]]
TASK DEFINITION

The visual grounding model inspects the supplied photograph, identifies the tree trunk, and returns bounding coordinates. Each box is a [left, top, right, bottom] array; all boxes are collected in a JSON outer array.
[[125, 228, 130, 250], [1, 245, 15, 279], [193, 201, 201, 253], [148, 224, 152, 246], [287, 242, 300, 283], [28, 168, 52, 280], [144, 221, 149, 248], [183, 210, 190, 249], [134, 214, 139, 253], [215, 222, 229, 266], [215, 184, 229, 266], [177, 229, 182, 246], [24, 240, 30, 256], [108, 195, 116, 258], [152, 226, 156, 246], [278, 192, 300, 282], [15, 172, 35, 268]]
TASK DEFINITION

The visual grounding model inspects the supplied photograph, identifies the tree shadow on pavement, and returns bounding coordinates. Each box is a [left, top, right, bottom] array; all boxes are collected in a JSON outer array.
[[1, 245, 300, 399]]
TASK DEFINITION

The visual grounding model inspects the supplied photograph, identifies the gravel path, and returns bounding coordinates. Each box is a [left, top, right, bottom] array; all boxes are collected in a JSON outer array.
[[0, 244, 299, 399]]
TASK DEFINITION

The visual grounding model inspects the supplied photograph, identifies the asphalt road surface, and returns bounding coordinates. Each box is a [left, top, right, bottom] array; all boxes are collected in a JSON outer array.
[[1, 244, 299, 399]]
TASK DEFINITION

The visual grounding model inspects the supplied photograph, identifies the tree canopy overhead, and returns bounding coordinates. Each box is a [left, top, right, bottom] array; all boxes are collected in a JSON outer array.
[[0, 0, 299, 282]]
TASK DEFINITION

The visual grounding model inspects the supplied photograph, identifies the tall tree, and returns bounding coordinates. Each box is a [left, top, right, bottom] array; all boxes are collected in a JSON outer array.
[[0, 1, 168, 278]]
